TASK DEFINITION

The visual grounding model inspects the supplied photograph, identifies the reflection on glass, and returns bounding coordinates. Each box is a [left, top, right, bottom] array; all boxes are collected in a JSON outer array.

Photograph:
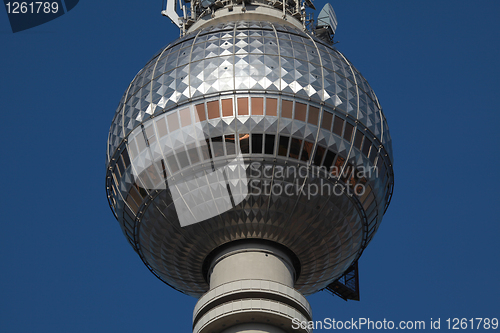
[[225, 135, 236, 155], [362, 137, 371, 156], [176, 149, 190, 169], [135, 182, 147, 198], [111, 184, 117, 198], [266, 98, 277, 116], [126, 193, 139, 214], [313, 145, 325, 166], [362, 190, 375, 211], [122, 149, 131, 169], [186, 143, 200, 164], [222, 99, 233, 117], [145, 124, 155, 144], [308, 106, 319, 125], [360, 185, 373, 208], [113, 165, 121, 180], [252, 133, 263, 153], [156, 117, 168, 137], [354, 130, 363, 149], [136, 134, 147, 153], [145, 125, 155, 143], [278, 135, 289, 156], [167, 154, 179, 173], [238, 97, 249, 115], [179, 108, 191, 127], [343, 122, 354, 142], [128, 140, 138, 159], [203, 139, 212, 160], [239, 133, 250, 153], [369, 145, 377, 164], [265, 134, 275, 154], [301, 141, 314, 162], [128, 183, 146, 214], [340, 163, 353, 183], [378, 162, 387, 184], [207, 101, 220, 119], [154, 160, 164, 182], [282, 100, 293, 118], [323, 150, 336, 168], [252, 97, 264, 115], [117, 158, 125, 176], [295, 103, 307, 121], [333, 156, 345, 176], [167, 113, 180, 132], [146, 164, 161, 185], [356, 177, 367, 195], [160, 159, 168, 179], [212, 136, 224, 157], [289, 138, 302, 159], [321, 111, 333, 130], [195, 103, 206, 122], [333, 116, 344, 137]]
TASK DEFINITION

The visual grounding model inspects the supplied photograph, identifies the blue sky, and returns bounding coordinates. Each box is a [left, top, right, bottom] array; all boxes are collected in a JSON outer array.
[[1, 1, 499, 332]]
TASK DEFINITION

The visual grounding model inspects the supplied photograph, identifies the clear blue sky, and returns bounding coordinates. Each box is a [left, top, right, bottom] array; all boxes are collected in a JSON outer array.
[[1, 1, 499, 332]]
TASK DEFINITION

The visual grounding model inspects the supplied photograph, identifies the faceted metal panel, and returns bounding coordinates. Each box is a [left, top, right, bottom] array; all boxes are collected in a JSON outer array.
[[106, 21, 393, 166], [105, 20, 394, 297], [134, 161, 364, 295]]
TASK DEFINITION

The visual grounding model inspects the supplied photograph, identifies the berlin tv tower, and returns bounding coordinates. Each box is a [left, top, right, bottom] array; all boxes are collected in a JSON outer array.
[[105, 1, 394, 331]]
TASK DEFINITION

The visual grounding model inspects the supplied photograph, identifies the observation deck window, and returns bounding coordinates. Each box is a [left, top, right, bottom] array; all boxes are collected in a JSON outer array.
[[265, 134, 275, 155], [322, 111, 333, 130], [308, 106, 319, 126], [186, 143, 200, 164], [289, 138, 303, 159], [239, 134, 250, 153], [179, 108, 192, 127], [252, 97, 264, 115], [266, 98, 277, 116], [343, 122, 354, 142], [282, 100, 293, 118], [313, 145, 326, 166], [294, 102, 307, 121], [221, 99, 233, 117], [333, 116, 344, 137], [301, 141, 314, 162], [225, 135, 236, 155], [238, 97, 249, 115], [156, 117, 168, 137], [211, 136, 224, 157], [167, 112, 180, 132], [252, 133, 263, 154], [362, 136, 371, 156], [195, 103, 207, 122], [207, 101, 220, 119], [166, 154, 179, 173], [323, 150, 337, 169], [354, 130, 364, 150], [278, 135, 290, 156]]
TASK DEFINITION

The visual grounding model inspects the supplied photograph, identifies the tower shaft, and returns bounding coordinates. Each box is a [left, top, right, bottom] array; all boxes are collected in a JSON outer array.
[[193, 241, 311, 333]]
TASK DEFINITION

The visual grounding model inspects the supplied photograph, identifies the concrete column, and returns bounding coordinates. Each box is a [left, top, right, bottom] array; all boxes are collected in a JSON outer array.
[[192, 240, 312, 333], [208, 241, 296, 288]]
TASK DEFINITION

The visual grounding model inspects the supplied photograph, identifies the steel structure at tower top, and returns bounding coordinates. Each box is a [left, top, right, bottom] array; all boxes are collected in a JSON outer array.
[[105, 0, 394, 331], [162, 0, 338, 43]]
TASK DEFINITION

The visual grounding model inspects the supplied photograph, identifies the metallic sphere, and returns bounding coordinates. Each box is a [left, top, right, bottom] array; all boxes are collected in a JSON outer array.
[[106, 20, 394, 297]]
